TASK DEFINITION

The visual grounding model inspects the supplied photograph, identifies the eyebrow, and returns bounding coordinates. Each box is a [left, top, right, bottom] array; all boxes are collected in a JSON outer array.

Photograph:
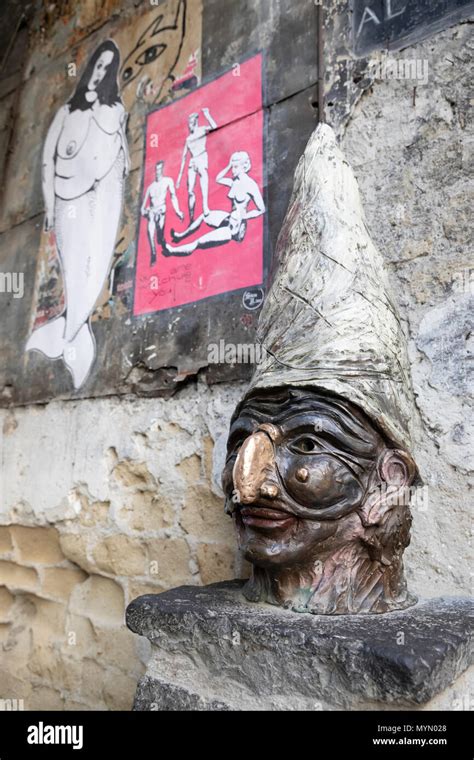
[[231, 394, 381, 458], [279, 412, 378, 458]]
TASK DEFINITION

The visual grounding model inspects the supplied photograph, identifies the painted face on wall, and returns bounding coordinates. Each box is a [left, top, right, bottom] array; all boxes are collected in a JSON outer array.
[[155, 163, 164, 180], [230, 154, 250, 178], [88, 50, 114, 91], [231, 159, 243, 178], [119, 1, 187, 102], [223, 389, 385, 568], [188, 114, 198, 132]]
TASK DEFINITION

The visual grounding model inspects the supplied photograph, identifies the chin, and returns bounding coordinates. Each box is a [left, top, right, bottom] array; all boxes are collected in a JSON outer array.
[[237, 524, 314, 568], [241, 535, 297, 567]]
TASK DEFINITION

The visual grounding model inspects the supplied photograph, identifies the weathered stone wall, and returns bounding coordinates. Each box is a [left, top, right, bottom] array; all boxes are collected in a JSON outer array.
[[0, 4, 472, 711], [341, 22, 473, 602], [0, 385, 246, 709]]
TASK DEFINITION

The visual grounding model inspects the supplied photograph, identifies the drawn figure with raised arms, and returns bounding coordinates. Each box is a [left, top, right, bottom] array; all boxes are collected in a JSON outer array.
[[165, 151, 265, 256]]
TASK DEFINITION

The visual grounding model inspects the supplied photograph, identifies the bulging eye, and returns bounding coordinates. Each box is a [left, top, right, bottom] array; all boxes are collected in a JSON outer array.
[[288, 436, 320, 455]]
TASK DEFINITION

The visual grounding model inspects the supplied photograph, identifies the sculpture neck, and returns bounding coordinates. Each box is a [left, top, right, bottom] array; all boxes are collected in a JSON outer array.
[[242, 542, 415, 615]]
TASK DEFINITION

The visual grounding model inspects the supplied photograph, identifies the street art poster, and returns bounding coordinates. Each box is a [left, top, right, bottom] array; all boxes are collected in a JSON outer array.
[[26, 40, 130, 389], [134, 53, 265, 314], [26, 0, 202, 390]]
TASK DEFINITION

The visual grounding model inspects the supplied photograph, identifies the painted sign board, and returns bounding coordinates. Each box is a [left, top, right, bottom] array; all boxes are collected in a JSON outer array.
[[352, 0, 474, 55]]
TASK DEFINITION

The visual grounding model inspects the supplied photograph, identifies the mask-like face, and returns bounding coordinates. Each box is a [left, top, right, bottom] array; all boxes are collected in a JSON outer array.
[[223, 389, 384, 569], [88, 50, 114, 91]]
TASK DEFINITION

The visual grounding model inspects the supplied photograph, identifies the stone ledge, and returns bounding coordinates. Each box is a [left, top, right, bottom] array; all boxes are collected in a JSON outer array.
[[126, 580, 473, 711]]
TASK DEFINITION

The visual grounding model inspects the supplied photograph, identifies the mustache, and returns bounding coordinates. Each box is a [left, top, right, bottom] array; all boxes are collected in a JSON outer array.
[[224, 488, 361, 523]]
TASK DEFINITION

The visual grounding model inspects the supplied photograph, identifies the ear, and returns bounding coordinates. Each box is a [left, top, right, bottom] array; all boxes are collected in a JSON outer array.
[[378, 449, 417, 489], [359, 449, 416, 527]]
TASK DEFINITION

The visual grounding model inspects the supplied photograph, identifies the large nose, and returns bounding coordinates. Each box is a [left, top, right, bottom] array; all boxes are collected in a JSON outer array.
[[232, 430, 280, 503]]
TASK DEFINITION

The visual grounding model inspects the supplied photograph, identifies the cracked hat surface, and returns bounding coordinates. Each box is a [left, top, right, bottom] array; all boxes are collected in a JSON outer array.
[[248, 123, 417, 455]]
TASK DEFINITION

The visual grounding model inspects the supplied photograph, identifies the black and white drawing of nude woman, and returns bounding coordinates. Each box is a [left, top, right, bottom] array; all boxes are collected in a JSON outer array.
[[26, 40, 130, 389]]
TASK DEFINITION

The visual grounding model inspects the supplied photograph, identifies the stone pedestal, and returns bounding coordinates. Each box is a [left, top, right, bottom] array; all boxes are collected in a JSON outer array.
[[126, 580, 473, 711]]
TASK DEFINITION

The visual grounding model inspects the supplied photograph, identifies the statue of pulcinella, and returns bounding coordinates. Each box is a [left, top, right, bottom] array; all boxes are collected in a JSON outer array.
[[127, 124, 471, 715], [222, 124, 421, 615]]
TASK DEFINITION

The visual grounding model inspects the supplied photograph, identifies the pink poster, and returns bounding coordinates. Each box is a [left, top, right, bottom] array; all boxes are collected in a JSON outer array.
[[134, 53, 264, 315]]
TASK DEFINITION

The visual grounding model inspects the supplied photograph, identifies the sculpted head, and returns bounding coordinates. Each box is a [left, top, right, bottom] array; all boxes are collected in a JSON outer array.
[[223, 388, 417, 614], [222, 124, 420, 615]]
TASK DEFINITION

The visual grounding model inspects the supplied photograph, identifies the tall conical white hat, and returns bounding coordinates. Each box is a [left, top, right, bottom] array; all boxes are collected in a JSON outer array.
[[248, 123, 415, 452]]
